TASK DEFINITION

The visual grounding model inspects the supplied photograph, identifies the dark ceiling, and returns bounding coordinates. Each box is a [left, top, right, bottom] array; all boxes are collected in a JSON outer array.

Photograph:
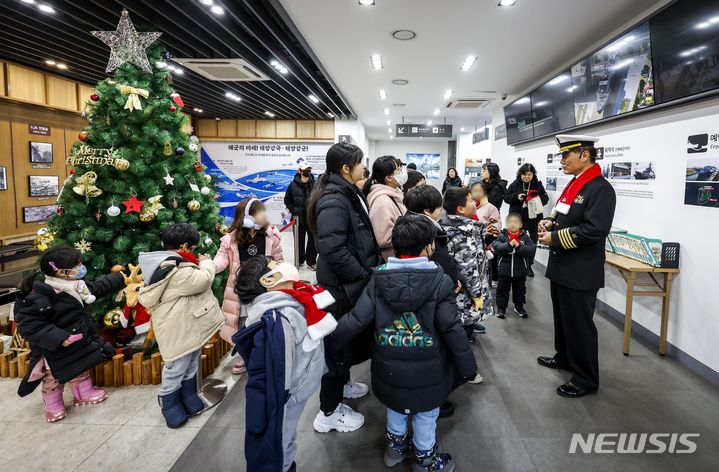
[[0, 0, 355, 120]]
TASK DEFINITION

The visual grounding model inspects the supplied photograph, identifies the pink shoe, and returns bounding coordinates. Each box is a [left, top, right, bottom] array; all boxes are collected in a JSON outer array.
[[232, 359, 246, 375], [70, 378, 108, 406], [42, 388, 67, 423]]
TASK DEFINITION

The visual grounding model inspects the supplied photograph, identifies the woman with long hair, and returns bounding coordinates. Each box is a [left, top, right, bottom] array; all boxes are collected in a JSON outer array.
[[481, 162, 507, 210], [442, 167, 463, 193], [363, 155, 407, 261], [213, 198, 283, 374], [306, 142, 380, 434]]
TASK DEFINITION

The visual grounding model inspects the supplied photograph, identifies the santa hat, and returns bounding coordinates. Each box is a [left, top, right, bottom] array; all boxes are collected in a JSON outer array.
[[279, 282, 337, 351], [121, 304, 152, 335]]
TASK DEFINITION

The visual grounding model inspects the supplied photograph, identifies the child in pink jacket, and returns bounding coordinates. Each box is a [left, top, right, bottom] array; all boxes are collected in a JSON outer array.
[[471, 181, 501, 228], [214, 198, 283, 374]]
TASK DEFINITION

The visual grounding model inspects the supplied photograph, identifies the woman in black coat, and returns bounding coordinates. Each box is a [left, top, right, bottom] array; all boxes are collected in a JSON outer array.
[[504, 163, 549, 276], [306, 142, 381, 431], [14, 246, 124, 421], [481, 162, 507, 210], [442, 167, 463, 193]]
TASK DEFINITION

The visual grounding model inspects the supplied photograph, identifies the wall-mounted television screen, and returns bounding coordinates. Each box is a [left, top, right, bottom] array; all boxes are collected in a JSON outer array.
[[530, 70, 576, 138], [571, 21, 654, 125], [505, 95, 534, 145], [651, 0, 719, 103]]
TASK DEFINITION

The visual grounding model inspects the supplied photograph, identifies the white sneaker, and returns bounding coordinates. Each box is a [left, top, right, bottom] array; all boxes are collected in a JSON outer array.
[[343, 380, 369, 399], [467, 373, 484, 384], [313, 403, 365, 433]]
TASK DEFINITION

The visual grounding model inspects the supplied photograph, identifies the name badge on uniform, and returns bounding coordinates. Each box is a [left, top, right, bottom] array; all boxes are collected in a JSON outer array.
[[574, 195, 585, 204]]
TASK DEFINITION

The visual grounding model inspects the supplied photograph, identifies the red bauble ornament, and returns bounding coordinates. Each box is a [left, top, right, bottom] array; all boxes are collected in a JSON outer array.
[[122, 195, 145, 214], [169, 105, 177, 112], [69, 168, 76, 175], [90, 93, 100, 102], [56, 205, 65, 216], [192, 161, 204, 172], [78, 131, 89, 142]]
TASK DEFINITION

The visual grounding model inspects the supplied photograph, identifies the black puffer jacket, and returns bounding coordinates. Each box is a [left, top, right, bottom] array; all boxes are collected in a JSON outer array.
[[442, 176, 463, 194], [14, 273, 124, 396], [431, 223, 459, 286], [504, 179, 549, 218], [332, 264, 477, 413], [484, 179, 508, 210], [315, 173, 381, 314], [283, 173, 314, 219], [492, 229, 536, 278]]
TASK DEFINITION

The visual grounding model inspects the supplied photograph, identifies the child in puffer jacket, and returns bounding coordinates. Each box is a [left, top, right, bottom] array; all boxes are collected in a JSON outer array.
[[233, 256, 337, 472], [492, 213, 536, 319]]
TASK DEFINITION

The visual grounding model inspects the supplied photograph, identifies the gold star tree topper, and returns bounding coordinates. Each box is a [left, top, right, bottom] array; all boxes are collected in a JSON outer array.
[[91, 10, 162, 74]]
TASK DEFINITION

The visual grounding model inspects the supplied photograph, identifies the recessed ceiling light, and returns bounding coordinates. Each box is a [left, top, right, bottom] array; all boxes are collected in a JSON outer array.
[[392, 103, 406, 107], [427, 120, 432, 126], [460, 127, 465, 132], [383, 107, 389, 115], [308, 94, 320, 104], [210, 5, 224, 15], [498, 0, 518, 6], [388, 128, 392, 132], [327, 112, 335, 118], [45, 59, 55, 65], [38, 3, 55, 13], [391, 29, 416, 40], [225, 92, 241, 102], [371, 55, 383, 70], [264, 111, 276, 118], [433, 108, 440, 116], [389, 135, 394, 139], [270, 59, 278, 66], [56, 63, 67, 69], [270, 59, 289, 75], [193, 108, 204, 113], [386, 120, 391, 125], [443, 89, 453, 100], [392, 79, 409, 85], [200, 0, 214, 4], [460, 55, 477, 71], [359, 0, 375, 5], [20, 0, 36, 4], [378, 89, 387, 100]]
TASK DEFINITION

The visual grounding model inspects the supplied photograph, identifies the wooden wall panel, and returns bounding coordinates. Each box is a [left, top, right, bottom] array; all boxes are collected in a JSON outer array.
[[296, 120, 315, 139], [77, 84, 95, 111], [217, 119, 237, 137], [0, 120, 16, 238], [46, 76, 77, 110], [237, 120, 256, 138], [256, 120, 276, 138], [315, 121, 334, 140], [6, 64, 45, 105], [197, 119, 218, 137], [0, 62, 5, 96], [11, 121, 67, 235], [275, 120, 296, 139]]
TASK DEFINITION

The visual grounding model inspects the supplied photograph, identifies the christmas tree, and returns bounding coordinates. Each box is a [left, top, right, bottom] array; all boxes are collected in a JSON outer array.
[[43, 11, 227, 341]]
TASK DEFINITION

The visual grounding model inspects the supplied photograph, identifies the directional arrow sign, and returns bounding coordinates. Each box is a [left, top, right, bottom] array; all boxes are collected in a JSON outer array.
[[395, 124, 452, 137]]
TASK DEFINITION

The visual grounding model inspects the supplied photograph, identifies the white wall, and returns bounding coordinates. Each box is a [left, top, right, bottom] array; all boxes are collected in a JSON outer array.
[[456, 128, 492, 185], [334, 119, 369, 155], [490, 96, 719, 375], [372, 139, 448, 191]]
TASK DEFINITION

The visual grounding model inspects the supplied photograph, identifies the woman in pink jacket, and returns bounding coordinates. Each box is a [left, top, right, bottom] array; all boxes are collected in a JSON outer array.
[[213, 198, 283, 374], [363, 156, 408, 261]]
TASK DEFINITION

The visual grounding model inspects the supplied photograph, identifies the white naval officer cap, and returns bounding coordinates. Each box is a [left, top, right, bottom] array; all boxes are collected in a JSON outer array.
[[555, 134, 600, 154]]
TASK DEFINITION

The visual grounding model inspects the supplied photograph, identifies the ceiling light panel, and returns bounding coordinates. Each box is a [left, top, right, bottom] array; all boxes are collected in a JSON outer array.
[[371, 55, 383, 70]]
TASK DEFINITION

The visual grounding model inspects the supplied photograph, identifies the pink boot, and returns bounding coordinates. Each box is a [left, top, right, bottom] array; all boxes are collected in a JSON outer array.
[[42, 388, 67, 422], [232, 358, 246, 375], [70, 377, 108, 406]]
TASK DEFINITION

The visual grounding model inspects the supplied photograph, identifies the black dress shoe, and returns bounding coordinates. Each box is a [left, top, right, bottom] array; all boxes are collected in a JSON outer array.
[[439, 401, 455, 419], [527, 267, 535, 278], [556, 380, 598, 398], [537, 356, 570, 370]]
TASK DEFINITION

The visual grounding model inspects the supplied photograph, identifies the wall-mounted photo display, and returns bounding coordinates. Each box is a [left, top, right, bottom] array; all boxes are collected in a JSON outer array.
[[23, 204, 57, 223], [0, 166, 7, 191], [29, 141, 53, 163], [28, 175, 59, 197]]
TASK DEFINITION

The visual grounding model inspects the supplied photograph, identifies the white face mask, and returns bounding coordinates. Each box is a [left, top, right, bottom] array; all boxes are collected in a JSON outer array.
[[394, 167, 408, 186], [262, 262, 300, 288]]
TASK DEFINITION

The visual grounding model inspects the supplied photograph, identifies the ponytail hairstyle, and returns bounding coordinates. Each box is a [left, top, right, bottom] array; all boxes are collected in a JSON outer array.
[[19, 245, 83, 297], [362, 155, 400, 195], [228, 198, 268, 246], [306, 142, 364, 234]]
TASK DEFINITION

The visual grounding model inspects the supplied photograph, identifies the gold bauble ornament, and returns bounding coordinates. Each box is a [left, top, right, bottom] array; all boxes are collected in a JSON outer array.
[[139, 211, 155, 222], [218, 224, 229, 235], [114, 158, 130, 171], [187, 199, 200, 211], [103, 308, 123, 329], [78, 131, 90, 142]]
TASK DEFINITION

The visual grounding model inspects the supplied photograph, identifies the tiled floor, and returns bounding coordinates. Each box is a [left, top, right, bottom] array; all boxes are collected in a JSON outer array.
[[2, 232, 718, 471]]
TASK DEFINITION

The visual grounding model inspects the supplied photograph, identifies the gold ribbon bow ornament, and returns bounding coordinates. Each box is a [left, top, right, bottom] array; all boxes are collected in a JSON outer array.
[[144, 195, 165, 215], [118, 85, 150, 111], [73, 171, 103, 201]]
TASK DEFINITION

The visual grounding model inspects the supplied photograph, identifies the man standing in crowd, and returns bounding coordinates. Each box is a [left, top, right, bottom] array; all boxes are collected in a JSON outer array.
[[537, 135, 616, 398], [284, 160, 317, 270]]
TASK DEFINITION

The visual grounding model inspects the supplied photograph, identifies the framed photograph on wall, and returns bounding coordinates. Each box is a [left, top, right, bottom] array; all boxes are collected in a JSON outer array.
[[30, 141, 53, 163], [28, 175, 59, 197], [0, 166, 7, 191], [23, 204, 57, 223]]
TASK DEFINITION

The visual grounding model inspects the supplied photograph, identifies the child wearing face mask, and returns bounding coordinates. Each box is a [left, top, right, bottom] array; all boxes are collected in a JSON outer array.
[[138, 223, 225, 428], [233, 257, 338, 472], [14, 245, 125, 422], [364, 156, 408, 261]]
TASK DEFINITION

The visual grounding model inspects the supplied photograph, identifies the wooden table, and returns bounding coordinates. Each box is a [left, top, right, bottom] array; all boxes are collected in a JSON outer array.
[[604, 252, 680, 356]]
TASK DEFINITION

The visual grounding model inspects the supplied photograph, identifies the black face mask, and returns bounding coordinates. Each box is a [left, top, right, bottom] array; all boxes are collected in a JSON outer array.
[[301, 171, 311, 177]]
